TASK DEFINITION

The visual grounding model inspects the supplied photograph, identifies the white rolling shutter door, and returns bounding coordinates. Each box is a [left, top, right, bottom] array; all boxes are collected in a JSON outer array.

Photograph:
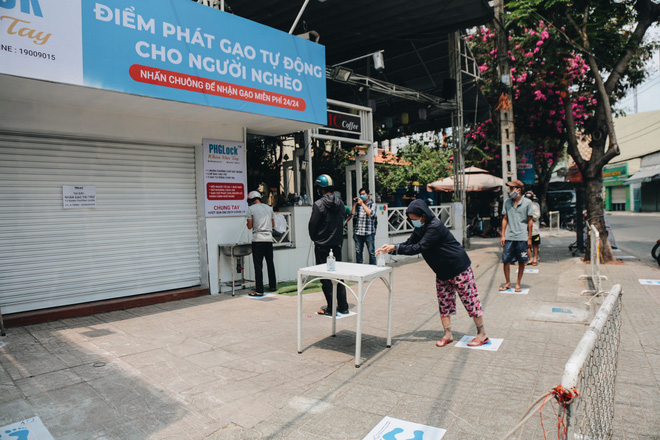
[[611, 186, 627, 204], [0, 133, 201, 314]]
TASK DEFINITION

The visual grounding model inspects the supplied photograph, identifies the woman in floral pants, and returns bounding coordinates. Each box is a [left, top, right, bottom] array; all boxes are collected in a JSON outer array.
[[377, 199, 488, 347]]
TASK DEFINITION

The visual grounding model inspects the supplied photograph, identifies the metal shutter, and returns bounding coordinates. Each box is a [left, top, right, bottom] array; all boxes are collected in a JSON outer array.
[[611, 186, 627, 204], [0, 132, 201, 314]]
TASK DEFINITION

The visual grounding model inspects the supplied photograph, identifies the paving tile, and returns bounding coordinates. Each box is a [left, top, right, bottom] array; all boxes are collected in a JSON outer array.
[[0, 235, 657, 439]]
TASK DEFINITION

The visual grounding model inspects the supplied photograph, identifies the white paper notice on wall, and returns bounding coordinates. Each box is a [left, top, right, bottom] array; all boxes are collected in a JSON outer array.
[[63, 185, 96, 209]]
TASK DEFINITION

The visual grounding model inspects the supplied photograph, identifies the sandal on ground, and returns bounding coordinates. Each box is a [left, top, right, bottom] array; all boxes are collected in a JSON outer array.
[[514, 286, 522, 292], [498, 284, 510, 291], [531, 262, 538, 266], [248, 292, 264, 297], [317, 307, 332, 316], [467, 337, 490, 347], [435, 338, 454, 348]]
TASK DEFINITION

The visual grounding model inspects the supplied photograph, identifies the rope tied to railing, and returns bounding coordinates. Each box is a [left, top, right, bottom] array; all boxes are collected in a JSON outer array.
[[499, 385, 580, 440], [540, 385, 581, 440]]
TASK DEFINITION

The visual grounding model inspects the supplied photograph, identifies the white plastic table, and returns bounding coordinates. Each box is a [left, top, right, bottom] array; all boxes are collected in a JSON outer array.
[[297, 262, 393, 367]]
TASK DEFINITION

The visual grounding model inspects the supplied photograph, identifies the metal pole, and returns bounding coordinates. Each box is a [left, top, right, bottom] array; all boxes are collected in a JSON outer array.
[[450, 32, 468, 248], [289, 0, 311, 34], [494, 0, 517, 190]]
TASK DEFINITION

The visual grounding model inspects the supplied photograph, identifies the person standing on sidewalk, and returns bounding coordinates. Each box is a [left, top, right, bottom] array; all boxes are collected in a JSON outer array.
[[246, 191, 277, 296], [352, 188, 377, 265], [308, 174, 349, 315], [500, 180, 534, 292], [525, 191, 541, 266], [376, 199, 488, 347]]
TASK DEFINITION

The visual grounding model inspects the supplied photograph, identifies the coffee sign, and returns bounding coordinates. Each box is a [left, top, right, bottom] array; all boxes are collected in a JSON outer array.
[[326, 110, 361, 134]]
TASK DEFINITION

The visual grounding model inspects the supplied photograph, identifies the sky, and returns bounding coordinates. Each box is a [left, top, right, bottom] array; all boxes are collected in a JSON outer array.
[[617, 27, 660, 115]]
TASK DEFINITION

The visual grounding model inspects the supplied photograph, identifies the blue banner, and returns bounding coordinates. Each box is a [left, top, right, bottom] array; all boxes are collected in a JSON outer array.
[[0, 0, 326, 125], [517, 148, 535, 185]]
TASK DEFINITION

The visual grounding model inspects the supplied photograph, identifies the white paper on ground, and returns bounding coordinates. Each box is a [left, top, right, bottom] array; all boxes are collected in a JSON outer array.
[[0, 417, 54, 440], [500, 287, 530, 294], [242, 293, 277, 299], [362, 416, 446, 440], [319, 311, 356, 319], [516, 268, 539, 274], [639, 279, 660, 286], [455, 335, 503, 351]]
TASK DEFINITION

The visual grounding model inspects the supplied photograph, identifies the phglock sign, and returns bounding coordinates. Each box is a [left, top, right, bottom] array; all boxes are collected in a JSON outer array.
[[203, 139, 247, 217]]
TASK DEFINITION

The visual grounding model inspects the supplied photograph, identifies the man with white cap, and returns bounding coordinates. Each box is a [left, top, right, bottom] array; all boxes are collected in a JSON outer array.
[[246, 190, 277, 296], [500, 180, 533, 292]]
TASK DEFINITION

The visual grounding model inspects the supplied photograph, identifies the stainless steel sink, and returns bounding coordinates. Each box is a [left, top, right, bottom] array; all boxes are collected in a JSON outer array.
[[221, 243, 252, 257]]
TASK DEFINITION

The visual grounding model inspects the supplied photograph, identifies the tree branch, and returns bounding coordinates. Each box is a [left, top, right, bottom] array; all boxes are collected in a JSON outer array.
[[563, 92, 586, 171], [603, 0, 659, 94]]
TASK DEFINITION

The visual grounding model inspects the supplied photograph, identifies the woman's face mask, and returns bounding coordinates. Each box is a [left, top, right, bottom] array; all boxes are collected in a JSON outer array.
[[411, 218, 423, 228]]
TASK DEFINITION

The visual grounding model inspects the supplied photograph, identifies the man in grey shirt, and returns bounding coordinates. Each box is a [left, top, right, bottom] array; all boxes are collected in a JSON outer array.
[[500, 180, 533, 292], [246, 190, 277, 296]]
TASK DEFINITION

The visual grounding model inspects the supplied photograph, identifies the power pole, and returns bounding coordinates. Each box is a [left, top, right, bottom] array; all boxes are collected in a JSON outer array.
[[494, 0, 517, 189]]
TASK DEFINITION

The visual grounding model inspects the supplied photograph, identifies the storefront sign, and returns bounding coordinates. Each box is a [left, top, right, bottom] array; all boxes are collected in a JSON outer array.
[[0, 0, 326, 124], [517, 148, 535, 185], [602, 163, 628, 187], [62, 185, 96, 208], [325, 110, 361, 134], [203, 139, 247, 217]]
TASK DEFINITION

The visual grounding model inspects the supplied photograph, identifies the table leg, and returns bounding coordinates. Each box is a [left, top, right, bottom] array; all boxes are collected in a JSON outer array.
[[331, 280, 338, 336], [297, 272, 303, 353], [0, 306, 5, 337], [386, 271, 393, 348], [355, 278, 364, 368]]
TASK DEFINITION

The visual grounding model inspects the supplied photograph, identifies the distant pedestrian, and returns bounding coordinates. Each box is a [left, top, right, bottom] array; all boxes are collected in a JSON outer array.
[[309, 175, 349, 315], [352, 188, 376, 264], [376, 200, 489, 348], [246, 191, 277, 296], [500, 180, 533, 292], [525, 191, 541, 266]]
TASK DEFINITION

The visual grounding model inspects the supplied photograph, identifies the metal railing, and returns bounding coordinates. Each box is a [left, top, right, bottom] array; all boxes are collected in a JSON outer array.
[[387, 204, 453, 235], [273, 212, 294, 248], [549, 211, 560, 236], [580, 224, 607, 298], [561, 284, 623, 440]]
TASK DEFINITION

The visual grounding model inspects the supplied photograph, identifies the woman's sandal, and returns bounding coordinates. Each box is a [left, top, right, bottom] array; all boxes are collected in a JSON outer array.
[[467, 337, 490, 347], [498, 284, 510, 291], [435, 338, 454, 347], [248, 292, 264, 297]]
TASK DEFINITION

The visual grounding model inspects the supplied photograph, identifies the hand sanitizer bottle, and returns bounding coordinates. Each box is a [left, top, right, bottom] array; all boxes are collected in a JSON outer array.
[[327, 249, 336, 271]]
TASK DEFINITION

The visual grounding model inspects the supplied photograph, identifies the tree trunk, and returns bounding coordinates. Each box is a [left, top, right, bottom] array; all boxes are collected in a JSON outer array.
[[582, 173, 615, 263]]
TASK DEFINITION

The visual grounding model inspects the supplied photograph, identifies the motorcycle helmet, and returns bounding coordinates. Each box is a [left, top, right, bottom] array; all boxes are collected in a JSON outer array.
[[314, 174, 334, 188]]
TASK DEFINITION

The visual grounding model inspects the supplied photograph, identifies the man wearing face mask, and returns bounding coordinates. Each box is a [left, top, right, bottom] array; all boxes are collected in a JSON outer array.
[[375, 200, 489, 347], [309, 174, 349, 315], [352, 188, 376, 264], [500, 180, 534, 292]]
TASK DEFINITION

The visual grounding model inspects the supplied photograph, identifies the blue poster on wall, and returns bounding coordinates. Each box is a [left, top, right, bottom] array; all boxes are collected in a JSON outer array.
[[517, 148, 535, 185], [0, 0, 327, 125]]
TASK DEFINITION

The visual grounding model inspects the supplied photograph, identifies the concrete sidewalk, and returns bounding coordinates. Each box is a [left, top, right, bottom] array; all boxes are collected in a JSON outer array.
[[0, 231, 658, 439]]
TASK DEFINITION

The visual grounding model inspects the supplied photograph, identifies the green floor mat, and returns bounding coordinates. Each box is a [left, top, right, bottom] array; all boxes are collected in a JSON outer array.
[[274, 281, 322, 296], [273, 280, 355, 296]]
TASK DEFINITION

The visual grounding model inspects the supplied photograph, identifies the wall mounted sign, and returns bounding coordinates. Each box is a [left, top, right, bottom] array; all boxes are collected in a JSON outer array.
[[0, 0, 327, 124], [602, 163, 628, 187], [325, 110, 361, 134], [203, 139, 247, 217], [62, 185, 96, 209]]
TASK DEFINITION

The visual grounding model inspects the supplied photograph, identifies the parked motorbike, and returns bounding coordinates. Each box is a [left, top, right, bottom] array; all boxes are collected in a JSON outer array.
[[653, 239, 660, 267]]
